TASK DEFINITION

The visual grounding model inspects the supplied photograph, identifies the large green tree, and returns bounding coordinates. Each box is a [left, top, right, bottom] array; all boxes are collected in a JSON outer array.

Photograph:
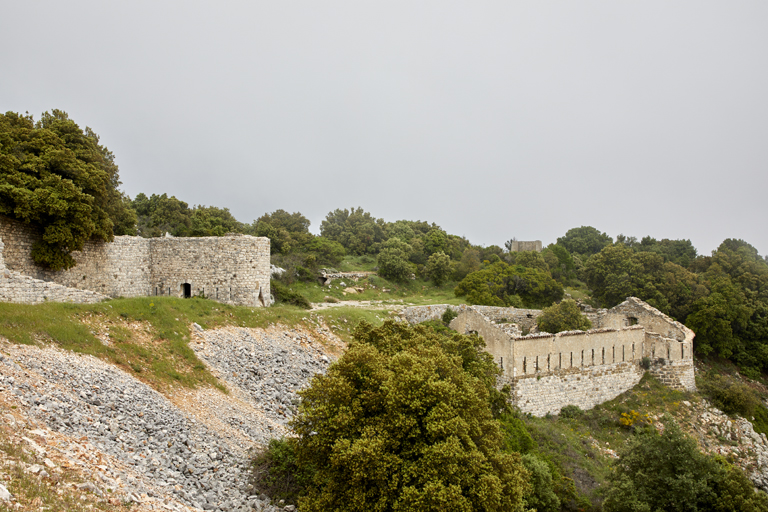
[[0, 110, 136, 269], [291, 321, 530, 512], [454, 260, 564, 308], [556, 226, 612, 257], [320, 207, 387, 255]]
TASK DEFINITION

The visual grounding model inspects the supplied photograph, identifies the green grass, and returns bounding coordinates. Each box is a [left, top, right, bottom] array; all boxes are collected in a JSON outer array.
[[0, 298, 389, 391], [285, 275, 467, 306]]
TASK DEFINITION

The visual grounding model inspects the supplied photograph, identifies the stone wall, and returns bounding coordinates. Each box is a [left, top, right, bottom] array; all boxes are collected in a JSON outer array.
[[507, 240, 542, 253], [399, 304, 541, 332], [149, 235, 271, 306], [596, 296, 694, 343], [513, 362, 644, 416], [0, 216, 270, 307], [444, 297, 696, 416]]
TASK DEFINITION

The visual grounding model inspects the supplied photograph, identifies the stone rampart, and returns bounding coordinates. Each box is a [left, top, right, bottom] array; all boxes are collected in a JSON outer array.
[[0, 216, 270, 307], [399, 304, 541, 332], [149, 235, 270, 306], [434, 297, 696, 416]]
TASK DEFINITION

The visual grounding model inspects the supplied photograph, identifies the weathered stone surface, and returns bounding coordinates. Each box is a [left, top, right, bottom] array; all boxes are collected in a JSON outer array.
[[403, 298, 696, 417], [0, 215, 270, 307]]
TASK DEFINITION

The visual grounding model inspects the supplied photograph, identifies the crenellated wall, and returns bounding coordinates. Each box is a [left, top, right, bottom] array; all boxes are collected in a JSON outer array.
[[0, 216, 270, 307]]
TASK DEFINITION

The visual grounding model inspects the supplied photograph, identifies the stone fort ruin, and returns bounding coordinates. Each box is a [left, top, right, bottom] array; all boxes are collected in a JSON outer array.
[[0, 216, 270, 307], [401, 297, 695, 416]]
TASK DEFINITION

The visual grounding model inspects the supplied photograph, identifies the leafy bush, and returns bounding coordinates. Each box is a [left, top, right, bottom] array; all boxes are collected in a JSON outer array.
[[559, 405, 583, 419], [441, 307, 458, 326], [698, 372, 760, 418], [522, 453, 561, 512], [377, 238, 415, 282], [250, 438, 311, 505], [425, 251, 452, 286], [290, 321, 530, 511], [603, 417, 768, 512], [536, 299, 592, 333], [0, 110, 136, 269], [454, 261, 563, 308], [270, 280, 311, 309]]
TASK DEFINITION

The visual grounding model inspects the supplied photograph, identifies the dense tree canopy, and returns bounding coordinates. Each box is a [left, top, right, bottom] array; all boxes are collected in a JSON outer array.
[[556, 226, 612, 257], [536, 299, 592, 333], [291, 321, 530, 512], [0, 110, 135, 269], [603, 419, 768, 512], [454, 260, 564, 308]]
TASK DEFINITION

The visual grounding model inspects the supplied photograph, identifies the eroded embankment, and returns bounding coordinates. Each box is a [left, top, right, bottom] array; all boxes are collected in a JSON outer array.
[[0, 323, 343, 512]]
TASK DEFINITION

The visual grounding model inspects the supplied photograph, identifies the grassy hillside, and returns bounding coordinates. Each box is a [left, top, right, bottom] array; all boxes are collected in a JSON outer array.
[[0, 298, 389, 393]]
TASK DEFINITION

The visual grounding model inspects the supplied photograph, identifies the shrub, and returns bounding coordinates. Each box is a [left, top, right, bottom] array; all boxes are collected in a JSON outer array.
[[250, 438, 311, 505], [699, 372, 760, 418], [425, 251, 452, 286], [522, 453, 561, 512], [559, 405, 583, 419], [291, 321, 530, 511], [454, 261, 563, 308], [536, 299, 592, 333], [270, 280, 311, 309], [441, 307, 458, 326], [603, 417, 768, 512]]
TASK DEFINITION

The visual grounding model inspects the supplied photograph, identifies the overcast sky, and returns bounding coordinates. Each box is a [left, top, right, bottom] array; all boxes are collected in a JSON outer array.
[[2, 1, 767, 256]]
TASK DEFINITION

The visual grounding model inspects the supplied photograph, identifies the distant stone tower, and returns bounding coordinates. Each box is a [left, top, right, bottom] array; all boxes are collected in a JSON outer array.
[[507, 240, 542, 252]]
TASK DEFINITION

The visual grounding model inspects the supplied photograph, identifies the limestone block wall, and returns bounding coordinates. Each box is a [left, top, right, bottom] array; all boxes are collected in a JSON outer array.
[[0, 216, 151, 297], [149, 235, 270, 307], [513, 362, 644, 416], [508, 240, 543, 253], [401, 304, 541, 332], [0, 268, 109, 304], [596, 297, 694, 343], [0, 216, 271, 307]]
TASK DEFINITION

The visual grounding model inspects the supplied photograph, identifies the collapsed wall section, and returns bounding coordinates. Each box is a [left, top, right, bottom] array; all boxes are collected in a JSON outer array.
[[149, 235, 270, 307]]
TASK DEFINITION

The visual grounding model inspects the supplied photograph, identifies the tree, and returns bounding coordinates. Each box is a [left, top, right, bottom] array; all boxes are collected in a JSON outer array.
[[133, 192, 192, 237], [454, 261, 563, 308], [603, 419, 768, 512], [536, 299, 592, 333], [0, 110, 135, 269], [291, 321, 530, 512], [425, 251, 452, 286], [190, 205, 244, 236], [556, 226, 612, 257], [252, 209, 313, 254], [377, 237, 414, 282], [320, 207, 387, 255]]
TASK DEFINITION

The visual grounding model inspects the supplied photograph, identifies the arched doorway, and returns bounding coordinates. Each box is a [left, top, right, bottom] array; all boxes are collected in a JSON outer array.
[[182, 283, 191, 298]]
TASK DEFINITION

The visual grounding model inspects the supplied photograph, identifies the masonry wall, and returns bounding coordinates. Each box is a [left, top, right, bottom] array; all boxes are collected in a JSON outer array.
[[596, 297, 693, 343], [149, 235, 271, 307], [0, 216, 271, 307], [513, 362, 644, 416], [402, 304, 541, 332], [0, 216, 151, 297], [0, 232, 109, 304], [508, 240, 543, 253]]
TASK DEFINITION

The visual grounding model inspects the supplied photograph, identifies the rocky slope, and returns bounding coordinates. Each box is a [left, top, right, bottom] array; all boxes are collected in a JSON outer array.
[[0, 322, 344, 512]]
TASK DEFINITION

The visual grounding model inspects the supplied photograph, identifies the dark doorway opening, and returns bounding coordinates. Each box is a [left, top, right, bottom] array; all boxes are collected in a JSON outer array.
[[182, 283, 191, 298]]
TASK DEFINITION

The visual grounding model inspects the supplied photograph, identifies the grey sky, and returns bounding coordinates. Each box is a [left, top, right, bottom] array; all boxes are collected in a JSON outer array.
[[2, 1, 767, 256]]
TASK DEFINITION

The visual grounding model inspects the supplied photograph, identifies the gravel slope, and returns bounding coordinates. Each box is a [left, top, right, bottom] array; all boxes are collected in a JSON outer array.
[[0, 323, 343, 512]]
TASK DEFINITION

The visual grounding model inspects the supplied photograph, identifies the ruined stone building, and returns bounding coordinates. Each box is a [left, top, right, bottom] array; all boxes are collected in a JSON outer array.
[[401, 298, 695, 416], [0, 216, 271, 307]]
